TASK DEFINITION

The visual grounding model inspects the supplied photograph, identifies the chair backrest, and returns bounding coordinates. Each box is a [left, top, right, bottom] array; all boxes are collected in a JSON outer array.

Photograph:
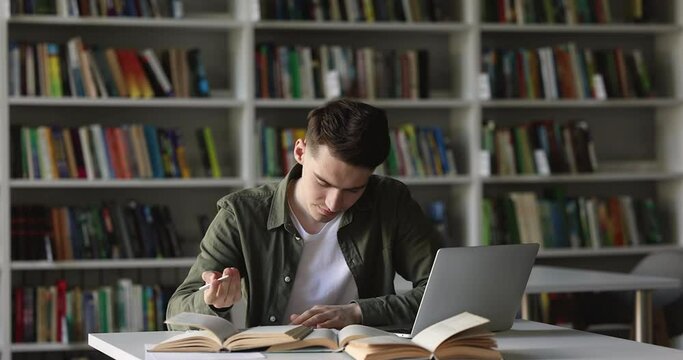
[[631, 251, 683, 307]]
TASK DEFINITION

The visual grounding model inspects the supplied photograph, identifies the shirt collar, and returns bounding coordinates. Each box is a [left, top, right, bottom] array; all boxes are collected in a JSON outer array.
[[267, 164, 374, 231]]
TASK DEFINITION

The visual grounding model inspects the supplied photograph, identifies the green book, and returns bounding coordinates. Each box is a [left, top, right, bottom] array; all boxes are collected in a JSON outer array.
[[401, 124, 425, 176], [99, 287, 110, 333], [289, 48, 301, 98], [203, 127, 222, 178], [481, 199, 493, 246]]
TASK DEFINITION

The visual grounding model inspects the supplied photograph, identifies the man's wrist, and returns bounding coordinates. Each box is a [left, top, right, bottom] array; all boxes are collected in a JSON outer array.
[[351, 302, 363, 324]]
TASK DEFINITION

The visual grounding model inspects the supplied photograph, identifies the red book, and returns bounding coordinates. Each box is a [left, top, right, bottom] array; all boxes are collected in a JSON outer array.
[[105, 127, 123, 179], [14, 288, 24, 342], [69, 128, 87, 178], [116, 49, 142, 98], [114, 127, 132, 178], [56, 279, 67, 343], [608, 197, 626, 246]]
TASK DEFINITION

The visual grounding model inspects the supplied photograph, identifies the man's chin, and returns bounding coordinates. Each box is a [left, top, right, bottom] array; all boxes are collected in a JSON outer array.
[[313, 211, 336, 223]]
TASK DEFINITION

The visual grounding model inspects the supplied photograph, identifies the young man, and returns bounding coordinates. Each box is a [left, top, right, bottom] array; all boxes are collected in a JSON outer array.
[[167, 99, 440, 329]]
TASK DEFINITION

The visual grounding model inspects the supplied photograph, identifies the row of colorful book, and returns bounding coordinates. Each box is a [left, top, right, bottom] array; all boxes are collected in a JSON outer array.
[[8, 38, 210, 98], [378, 124, 458, 177], [258, 0, 453, 22], [11, 0, 184, 18], [259, 123, 457, 178], [11, 202, 183, 261], [482, 0, 654, 24], [255, 43, 429, 100], [9, 124, 193, 180], [481, 44, 654, 100], [12, 279, 174, 343], [481, 119, 597, 176], [481, 192, 664, 249], [260, 125, 306, 178]]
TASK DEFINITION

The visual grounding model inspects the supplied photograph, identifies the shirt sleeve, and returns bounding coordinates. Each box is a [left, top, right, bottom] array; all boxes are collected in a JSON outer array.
[[354, 182, 440, 326], [165, 204, 245, 330]]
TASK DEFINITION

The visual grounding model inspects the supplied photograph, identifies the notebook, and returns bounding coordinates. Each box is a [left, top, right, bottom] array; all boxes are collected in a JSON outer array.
[[399, 243, 539, 338]]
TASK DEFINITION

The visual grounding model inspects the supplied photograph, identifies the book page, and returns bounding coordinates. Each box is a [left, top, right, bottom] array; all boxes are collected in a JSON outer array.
[[149, 330, 222, 352], [411, 312, 489, 352], [267, 329, 341, 352], [164, 312, 238, 342], [225, 325, 312, 351], [338, 325, 394, 347], [144, 344, 266, 359]]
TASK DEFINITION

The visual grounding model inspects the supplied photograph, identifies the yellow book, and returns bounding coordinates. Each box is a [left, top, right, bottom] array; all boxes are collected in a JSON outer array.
[[47, 44, 63, 97], [362, 0, 375, 21], [203, 127, 221, 178]]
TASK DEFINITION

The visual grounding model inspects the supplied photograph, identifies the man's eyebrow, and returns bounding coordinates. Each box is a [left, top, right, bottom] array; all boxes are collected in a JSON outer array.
[[314, 173, 367, 191]]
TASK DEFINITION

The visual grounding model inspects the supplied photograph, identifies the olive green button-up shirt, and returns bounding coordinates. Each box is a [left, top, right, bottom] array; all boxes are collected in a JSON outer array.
[[166, 164, 440, 328]]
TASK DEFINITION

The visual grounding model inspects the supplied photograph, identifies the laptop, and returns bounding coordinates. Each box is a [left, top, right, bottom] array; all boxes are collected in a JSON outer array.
[[399, 243, 539, 338]]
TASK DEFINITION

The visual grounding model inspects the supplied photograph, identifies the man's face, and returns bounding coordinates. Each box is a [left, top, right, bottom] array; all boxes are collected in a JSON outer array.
[[294, 141, 372, 224]]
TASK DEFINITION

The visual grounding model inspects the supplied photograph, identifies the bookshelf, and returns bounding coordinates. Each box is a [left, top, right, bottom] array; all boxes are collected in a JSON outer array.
[[1, 0, 683, 358]]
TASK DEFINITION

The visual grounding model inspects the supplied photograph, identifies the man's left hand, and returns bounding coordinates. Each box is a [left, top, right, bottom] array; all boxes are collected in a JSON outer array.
[[289, 303, 362, 329]]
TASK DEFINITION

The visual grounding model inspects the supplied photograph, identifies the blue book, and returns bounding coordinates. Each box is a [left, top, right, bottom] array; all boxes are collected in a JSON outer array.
[[432, 127, 450, 175], [143, 125, 164, 178], [188, 49, 210, 97]]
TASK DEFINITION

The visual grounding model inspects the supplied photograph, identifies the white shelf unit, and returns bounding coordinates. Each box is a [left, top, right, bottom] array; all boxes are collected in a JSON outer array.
[[1, 0, 682, 358], [1, 1, 10, 359]]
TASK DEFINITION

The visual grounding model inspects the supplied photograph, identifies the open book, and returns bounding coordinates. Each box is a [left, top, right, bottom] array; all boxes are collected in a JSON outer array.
[[343, 312, 501, 360], [148, 312, 313, 352], [150, 312, 500, 359]]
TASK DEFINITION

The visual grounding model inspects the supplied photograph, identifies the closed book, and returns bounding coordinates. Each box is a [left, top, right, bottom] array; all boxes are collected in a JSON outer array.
[[90, 124, 113, 179], [203, 127, 222, 178], [187, 48, 210, 97], [61, 128, 79, 178], [169, 128, 191, 178], [110, 203, 134, 258], [417, 49, 429, 98], [124, 201, 144, 258], [92, 47, 119, 96], [116, 49, 142, 98], [143, 124, 165, 178], [157, 129, 179, 177], [105, 48, 128, 97], [77, 126, 96, 179], [114, 127, 133, 178], [101, 204, 121, 259], [10, 125, 22, 178]]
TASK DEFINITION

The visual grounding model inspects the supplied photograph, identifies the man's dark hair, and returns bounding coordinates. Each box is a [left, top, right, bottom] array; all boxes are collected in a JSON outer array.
[[305, 98, 390, 169]]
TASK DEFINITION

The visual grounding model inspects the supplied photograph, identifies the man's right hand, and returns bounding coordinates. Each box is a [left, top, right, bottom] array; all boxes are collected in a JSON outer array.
[[201, 267, 241, 309]]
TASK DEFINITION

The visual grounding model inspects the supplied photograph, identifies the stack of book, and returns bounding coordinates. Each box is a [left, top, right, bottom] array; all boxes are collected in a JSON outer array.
[[11, 201, 183, 261], [10, 124, 191, 180], [8, 37, 210, 98], [12, 279, 174, 344], [255, 43, 429, 100], [481, 192, 664, 249]]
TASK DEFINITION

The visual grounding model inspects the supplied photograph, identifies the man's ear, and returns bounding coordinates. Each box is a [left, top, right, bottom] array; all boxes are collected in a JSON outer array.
[[294, 139, 306, 165]]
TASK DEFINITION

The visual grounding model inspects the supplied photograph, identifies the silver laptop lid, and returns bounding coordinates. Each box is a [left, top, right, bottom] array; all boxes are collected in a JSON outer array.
[[411, 243, 539, 336]]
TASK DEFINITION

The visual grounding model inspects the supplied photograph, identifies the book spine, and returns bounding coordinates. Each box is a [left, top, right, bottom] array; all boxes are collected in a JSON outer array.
[[203, 127, 222, 178]]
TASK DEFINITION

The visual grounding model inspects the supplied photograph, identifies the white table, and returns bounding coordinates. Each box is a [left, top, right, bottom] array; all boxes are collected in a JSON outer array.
[[524, 265, 681, 343], [88, 320, 683, 360]]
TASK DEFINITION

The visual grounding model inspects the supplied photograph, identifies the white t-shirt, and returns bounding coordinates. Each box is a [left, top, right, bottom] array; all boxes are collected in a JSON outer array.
[[284, 209, 359, 319]]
